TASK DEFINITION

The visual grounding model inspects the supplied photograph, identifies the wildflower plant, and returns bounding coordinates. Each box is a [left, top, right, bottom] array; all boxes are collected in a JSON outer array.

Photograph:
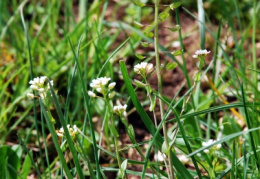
[[3, 0, 258, 178]]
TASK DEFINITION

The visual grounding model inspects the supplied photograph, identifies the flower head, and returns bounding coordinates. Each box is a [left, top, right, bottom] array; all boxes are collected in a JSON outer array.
[[56, 125, 78, 138], [202, 139, 221, 154], [90, 77, 111, 89], [113, 104, 127, 116], [88, 77, 116, 98], [134, 62, 153, 76], [192, 49, 210, 58], [28, 76, 53, 99]]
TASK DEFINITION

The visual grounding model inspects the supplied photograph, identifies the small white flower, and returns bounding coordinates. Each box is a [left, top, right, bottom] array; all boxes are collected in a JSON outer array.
[[108, 82, 116, 89], [193, 49, 210, 58], [56, 124, 78, 138], [38, 88, 45, 92], [154, 151, 166, 162], [108, 91, 116, 99], [90, 77, 111, 89], [27, 93, 34, 99], [202, 139, 221, 153], [30, 85, 38, 90], [134, 62, 154, 76], [88, 91, 96, 98], [28, 76, 54, 98], [113, 104, 127, 115], [179, 155, 189, 164], [96, 88, 102, 93]]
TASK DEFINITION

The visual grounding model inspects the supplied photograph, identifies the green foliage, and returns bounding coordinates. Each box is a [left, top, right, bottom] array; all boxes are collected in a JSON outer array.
[[1, 0, 259, 178]]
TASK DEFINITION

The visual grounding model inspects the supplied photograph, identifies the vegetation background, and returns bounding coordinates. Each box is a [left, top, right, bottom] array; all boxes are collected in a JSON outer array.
[[0, 0, 260, 178]]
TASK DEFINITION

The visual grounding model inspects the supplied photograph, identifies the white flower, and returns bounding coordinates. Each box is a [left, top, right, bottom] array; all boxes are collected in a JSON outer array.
[[154, 151, 166, 162], [28, 76, 53, 99], [90, 77, 111, 89], [108, 82, 116, 89], [179, 155, 189, 164], [56, 124, 78, 138], [193, 49, 210, 58], [27, 93, 34, 99], [108, 91, 116, 99], [113, 104, 127, 115], [202, 139, 221, 153], [88, 91, 96, 98], [134, 62, 154, 76]]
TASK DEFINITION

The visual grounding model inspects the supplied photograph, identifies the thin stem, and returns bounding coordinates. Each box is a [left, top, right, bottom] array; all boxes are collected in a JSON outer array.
[[154, 0, 174, 178]]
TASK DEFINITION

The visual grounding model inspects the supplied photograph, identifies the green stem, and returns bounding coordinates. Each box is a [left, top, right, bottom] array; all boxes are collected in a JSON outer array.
[[154, 0, 174, 178], [106, 99, 124, 178]]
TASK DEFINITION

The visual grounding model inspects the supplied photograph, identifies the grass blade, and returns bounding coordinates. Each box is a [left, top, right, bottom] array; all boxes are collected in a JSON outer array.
[[68, 36, 101, 178], [120, 60, 193, 178], [39, 100, 73, 179]]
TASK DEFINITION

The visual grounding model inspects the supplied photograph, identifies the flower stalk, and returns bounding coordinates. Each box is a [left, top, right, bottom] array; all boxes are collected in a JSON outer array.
[[154, 0, 174, 178]]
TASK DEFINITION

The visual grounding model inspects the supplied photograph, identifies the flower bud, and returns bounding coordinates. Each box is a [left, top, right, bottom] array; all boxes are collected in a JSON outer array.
[[108, 82, 116, 89], [27, 93, 34, 99], [108, 91, 116, 99], [88, 91, 96, 98]]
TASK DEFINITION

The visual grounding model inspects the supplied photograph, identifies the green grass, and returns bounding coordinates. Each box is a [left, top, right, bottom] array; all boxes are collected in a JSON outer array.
[[1, 0, 260, 178]]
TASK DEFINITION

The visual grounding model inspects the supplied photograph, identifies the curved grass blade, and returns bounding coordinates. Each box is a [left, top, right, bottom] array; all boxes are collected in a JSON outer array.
[[39, 100, 73, 179], [68, 37, 101, 178], [120, 60, 193, 178], [97, 37, 130, 77], [241, 84, 260, 170], [187, 127, 260, 157], [48, 82, 84, 178], [167, 102, 260, 123]]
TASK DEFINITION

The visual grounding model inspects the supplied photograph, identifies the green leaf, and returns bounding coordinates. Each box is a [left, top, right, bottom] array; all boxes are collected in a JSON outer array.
[[135, 53, 145, 60], [133, 0, 144, 7], [120, 61, 193, 178], [140, 41, 150, 47], [144, 31, 154, 38], [149, 95, 156, 111], [134, 21, 144, 28], [0, 145, 20, 179], [171, 49, 182, 56], [166, 62, 177, 70], [170, 2, 182, 10], [159, 12, 169, 21], [119, 160, 128, 178], [20, 151, 32, 179], [168, 25, 181, 32]]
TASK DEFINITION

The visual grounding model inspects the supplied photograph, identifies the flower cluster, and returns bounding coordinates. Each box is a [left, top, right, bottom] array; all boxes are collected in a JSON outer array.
[[56, 125, 78, 138], [134, 62, 153, 77], [88, 77, 116, 99], [192, 49, 210, 58], [202, 139, 221, 154], [113, 104, 127, 116], [27, 76, 53, 99]]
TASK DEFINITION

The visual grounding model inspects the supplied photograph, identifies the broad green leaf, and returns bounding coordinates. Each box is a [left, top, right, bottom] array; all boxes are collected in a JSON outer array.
[[134, 21, 144, 28], [171, 49, 182, 56], [168, 25, 181, 32], [135, 53, 145, 60], [166, 62, 177, 70], [170, 2, 182, 10], [20, 151, 32, 179], [159, 12, 169, 21], [144, 31, 154, 38], [0, 145, 20, 179], [133, 0, 144, 7]]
